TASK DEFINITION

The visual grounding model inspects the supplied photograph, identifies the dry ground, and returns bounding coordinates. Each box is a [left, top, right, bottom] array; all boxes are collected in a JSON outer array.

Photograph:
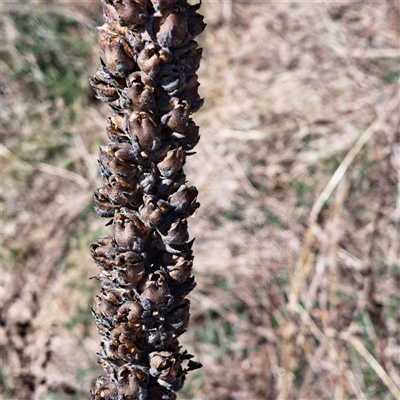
[[1, 1, 399, 399]]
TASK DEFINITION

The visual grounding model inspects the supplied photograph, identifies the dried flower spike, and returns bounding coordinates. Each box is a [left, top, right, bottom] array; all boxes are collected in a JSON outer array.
[[89, 0, 205, 398]]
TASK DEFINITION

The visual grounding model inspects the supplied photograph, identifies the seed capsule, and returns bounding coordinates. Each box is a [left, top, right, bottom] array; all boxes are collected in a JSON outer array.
[[139, 168, 157, 194], [104, 0, 147, 28], [126, 112, 161, 152], [179, 74, 203, 113], [91, 237, 115, 270], [106, 115, 130, 142], [121, 71, 156, 111], [187, 10, 206, 38], [90, 66, 124, 102], [102, 141, 142, 167], [117, 365, 148, 399], [162, 252, 193, 283], [140, 196, 170, 228], [115, 301, 144, 330], [157, 147, 185, 177], [109, 327, 140, 358], [161, 98, 190, 132], [108, 175, 142, 206], [157, 10, 188, 48], [91, 375, 118, 400], [94, 189, 120, 218], [160, 64, 185, 95], [158, 173, 186, 198], [114, 213, 147, 251], [168, 185, 198, 216], [171, 121, 200, 150], [114, 252, 146, 284], [149, 351, 185, 391], [139, 271, 172, 310], [177, 47, 202, 75], [105, 39, 136, 77], [107, 157, 136, 177], [98, 25, 137, 77], [137, 42, 169, 78], [164, 299, 190, 332], [158, 218, 188, 245]]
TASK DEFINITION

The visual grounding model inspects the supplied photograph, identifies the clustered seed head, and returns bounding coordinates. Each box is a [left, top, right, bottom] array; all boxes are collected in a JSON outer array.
[[89, 0, 205, 398]]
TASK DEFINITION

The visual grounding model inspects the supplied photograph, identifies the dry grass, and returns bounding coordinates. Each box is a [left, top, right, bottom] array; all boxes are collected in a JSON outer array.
[[1, 1, 399, 399]]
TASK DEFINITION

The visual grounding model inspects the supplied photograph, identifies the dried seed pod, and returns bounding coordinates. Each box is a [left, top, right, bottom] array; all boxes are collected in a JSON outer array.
[[139, 271, 173, 310], [187, 9, 206, 38], [102, 336, 137, 361], [90, 66, 124, 102], [164, 299, 190, 332], [140, 202, 163, 228], [114, 212, 147, 250], [114, 252, 146, 284], [158, 172, 186, 198], [94, 294, 119, 318], [162, 252, 193, 283], [168, 184, 198, 216], [91, 237, 116, 270], [178, 74, 203, 114], [158, 218, 188, 245], [115, 301, 144, 329], [91, 375, 118, 400], [116, 250, 143, 265], [106, 115, 130, 142], [106, 40, 136, 77], [104, 0, 147, 27], [103, 141, 142, 168], [121, 71, 156, 111], [139, 167, 158, 194], [125, 112, 161, 151], [159, 64, 185, 95], [171, 120, 200, 150], [157, 147, 185, 177], [105, 175, 142, 206], [127, 71, 155, 90], [94, 190, 120, 217], [177, 47, 202, 75], [97, 25, 137, 73], [140, 196, 170, 228], [116, 365, 148, 400], [161, 98, 190, 132], [155, 86, 177, 114], [137, 42, 169, 78], [149, 351, 185, 391], [156, 9, 188, 48], [109, 327, 139, 357], [104, 156, 138, 178]]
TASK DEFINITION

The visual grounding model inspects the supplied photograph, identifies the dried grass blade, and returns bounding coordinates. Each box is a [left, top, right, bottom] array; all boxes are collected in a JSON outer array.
[[346, 335, 400, 400], [290, 95, 400, 309], [295, 303, 368, 400]]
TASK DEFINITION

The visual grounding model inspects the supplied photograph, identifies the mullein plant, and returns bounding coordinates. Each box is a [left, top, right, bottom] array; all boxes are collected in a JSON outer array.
[[89, 0, 205, 398]]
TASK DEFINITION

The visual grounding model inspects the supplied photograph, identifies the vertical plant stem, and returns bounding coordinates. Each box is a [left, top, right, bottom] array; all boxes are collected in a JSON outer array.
[[89, 0, 205, 398]]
